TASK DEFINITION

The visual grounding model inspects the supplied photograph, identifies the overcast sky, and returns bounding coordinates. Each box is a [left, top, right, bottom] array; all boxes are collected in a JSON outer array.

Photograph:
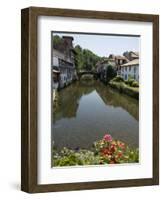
[[53, 32, 140, 57]]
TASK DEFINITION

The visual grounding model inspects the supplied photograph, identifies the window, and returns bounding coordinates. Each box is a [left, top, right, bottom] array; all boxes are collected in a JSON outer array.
[[125, 74, 127, 80], [129, 66, 131, 71]]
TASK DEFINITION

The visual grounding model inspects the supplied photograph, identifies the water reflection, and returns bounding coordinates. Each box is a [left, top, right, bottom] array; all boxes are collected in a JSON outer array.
[[52, 80, 139, 150]]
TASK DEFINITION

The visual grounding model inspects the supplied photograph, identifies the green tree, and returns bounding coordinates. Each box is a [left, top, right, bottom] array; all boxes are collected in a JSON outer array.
[[53, 35, 63, 50], [75, 48, 100, 71], [106, 65, 117, 82], [74, 45, 84, 71]]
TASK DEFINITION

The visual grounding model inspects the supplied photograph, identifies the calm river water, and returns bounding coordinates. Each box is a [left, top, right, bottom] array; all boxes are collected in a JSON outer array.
[[52, 79, 139, 150]]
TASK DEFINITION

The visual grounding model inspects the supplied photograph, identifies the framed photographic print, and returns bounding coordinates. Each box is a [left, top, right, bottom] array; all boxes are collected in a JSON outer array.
[[21, 7, 159, 193]]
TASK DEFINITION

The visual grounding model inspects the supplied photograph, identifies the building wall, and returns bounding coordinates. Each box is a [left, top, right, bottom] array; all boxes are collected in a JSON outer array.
[[121, 65, 139, 81], [52, 49, 76, 89]]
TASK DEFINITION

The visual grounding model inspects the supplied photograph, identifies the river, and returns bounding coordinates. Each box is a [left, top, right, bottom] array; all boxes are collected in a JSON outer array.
[[52, 79, 139, 150]]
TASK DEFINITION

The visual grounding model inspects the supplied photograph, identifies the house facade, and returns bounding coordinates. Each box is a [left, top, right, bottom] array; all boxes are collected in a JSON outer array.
[[96, 59, 113, 82], [95, 51, 139, 83], [52, 36, 77, 89], [120, 59, 139, 81], [96, 55, 128, 81], [114, 55, 128, 76]]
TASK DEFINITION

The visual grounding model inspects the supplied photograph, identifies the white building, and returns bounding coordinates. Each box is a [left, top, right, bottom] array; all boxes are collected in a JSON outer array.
[[52, 36, 77, 89], [120, 59, 139, 82]]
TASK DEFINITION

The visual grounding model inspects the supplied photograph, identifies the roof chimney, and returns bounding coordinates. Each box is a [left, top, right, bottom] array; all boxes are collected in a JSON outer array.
[[62, 36, 74, 47]]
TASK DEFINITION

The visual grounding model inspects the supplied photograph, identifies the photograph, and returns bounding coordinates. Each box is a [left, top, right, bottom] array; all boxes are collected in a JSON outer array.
[[21, 7, 159, 193], [52, 32, 140, 167]]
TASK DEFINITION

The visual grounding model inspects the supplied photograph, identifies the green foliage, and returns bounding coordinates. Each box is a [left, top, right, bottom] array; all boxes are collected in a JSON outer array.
[[74, 45, 100, 71], [52, 135, 139, 167], [109, 81, 139, 99], [111, 76, 124, 82], [131, 81, 139, 87], [106, 65, 117, 82], [125, 78, 139, 87], [53, 35, 64, 50], [125, 78, 135, 86], [53, 148, 101, 166], [74, 45, 84, 71]]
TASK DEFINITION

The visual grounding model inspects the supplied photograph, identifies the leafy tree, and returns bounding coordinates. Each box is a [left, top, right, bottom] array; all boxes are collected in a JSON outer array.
[[53, 35, 63, 50], [106, 65, 117, 82], [74, 45, 84, 71], [74, 46, 100, 71]]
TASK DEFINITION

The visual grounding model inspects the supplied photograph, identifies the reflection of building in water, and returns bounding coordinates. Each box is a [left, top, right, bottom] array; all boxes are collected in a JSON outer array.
[[54, 81, 139, 121], [52, 36, 77, 89], [54, 81, 96, 121]]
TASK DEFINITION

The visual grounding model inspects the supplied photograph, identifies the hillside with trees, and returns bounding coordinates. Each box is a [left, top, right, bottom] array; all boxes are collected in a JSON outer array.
[[74, 45, 101, 71]]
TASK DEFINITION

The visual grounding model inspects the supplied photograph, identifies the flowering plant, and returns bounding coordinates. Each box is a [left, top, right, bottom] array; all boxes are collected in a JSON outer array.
[[94, 134, 138, 164], [53, 134, 139, 167]]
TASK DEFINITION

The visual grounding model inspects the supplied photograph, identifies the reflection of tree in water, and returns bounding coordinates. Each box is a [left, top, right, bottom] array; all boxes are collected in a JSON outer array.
[[95, 86, 139, 120], [53, 80, 95, 121], [53, 80, 139, 121]]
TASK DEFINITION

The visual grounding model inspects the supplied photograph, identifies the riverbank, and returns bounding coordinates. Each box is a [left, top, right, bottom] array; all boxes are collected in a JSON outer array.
[[109, 81, 139, 100]]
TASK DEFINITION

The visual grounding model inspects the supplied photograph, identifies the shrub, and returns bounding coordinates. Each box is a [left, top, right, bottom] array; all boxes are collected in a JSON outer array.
[[94, 134, 139, 164], [106, 65, 117, 82], [109, 81, 139, 99], [131, 81, 139, 87], [112, 76, 124, 82], [125, 78, 135, 86]]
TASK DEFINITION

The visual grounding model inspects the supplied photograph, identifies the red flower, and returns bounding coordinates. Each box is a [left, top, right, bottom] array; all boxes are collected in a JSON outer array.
[[117, 141, 125, 150], [117, 152, 123, 158], [103, 134, 112, 142], [101, 148, 111, 156], [110, 144, 116, 153]]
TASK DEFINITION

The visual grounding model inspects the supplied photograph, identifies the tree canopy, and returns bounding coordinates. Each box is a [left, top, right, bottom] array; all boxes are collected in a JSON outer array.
[[106, 65, 117, 82], [74, 45, 101, 71]]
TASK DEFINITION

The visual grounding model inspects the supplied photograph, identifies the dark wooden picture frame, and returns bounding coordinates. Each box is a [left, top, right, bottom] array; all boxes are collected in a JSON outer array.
[[21, 7, 159, 193]]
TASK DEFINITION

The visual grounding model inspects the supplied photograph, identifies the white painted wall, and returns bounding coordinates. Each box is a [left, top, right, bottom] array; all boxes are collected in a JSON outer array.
[[0, 0, 162, 199], [121, 65, 139, 81], [53, 56, 59, 66]]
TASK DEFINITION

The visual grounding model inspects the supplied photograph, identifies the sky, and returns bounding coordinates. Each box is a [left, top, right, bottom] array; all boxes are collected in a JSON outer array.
[[53, 32, 140, 57]]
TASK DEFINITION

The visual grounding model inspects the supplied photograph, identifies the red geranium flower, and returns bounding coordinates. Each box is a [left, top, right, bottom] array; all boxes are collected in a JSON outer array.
[[103, 134, 112, 142]]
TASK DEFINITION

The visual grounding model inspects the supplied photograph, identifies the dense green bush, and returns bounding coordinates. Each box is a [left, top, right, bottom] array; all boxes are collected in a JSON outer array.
[[131, 81, 139, 87], [111, 76, 124, 82], [52, 134, 139, 167], [53, 148, 101, 166], [109, 81, 139, 99], [106, 65, 117, 82], [125, 78, 135, 86]]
